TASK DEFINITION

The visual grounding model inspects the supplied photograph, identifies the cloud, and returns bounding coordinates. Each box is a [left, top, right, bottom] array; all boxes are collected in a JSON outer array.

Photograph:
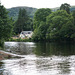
[[1, 0, 75, 8]]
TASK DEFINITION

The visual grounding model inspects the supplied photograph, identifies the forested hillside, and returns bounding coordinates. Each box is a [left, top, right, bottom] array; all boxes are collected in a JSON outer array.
[[7, 6, 37, 20], [70, 6, 75, 11], [7, 6, 75, 20]]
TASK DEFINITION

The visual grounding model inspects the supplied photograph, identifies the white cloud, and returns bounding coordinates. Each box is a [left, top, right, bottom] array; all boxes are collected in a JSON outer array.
[[1, 0, 75, 8]]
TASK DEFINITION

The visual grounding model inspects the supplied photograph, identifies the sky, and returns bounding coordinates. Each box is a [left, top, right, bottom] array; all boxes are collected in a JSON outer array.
[[1, 0, 75, 9]]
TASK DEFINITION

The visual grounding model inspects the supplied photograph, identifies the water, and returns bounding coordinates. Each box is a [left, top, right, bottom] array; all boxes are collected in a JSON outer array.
[[0, 42, 75, 75]]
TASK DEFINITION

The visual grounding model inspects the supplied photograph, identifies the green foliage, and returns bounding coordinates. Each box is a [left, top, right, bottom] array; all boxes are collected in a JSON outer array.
[[52, 6, 75, 12], [71, 11, 75, 39], [7, 6, 37, 20], [32, 28, 40, 41], [14, 8, 33, 34], [0, 38, 4, 47], [8, 38, 32, 42], [6, 4, 75, 42], [72, 10, 75, 25], [0, 4, 13, 40], [32, 5, 75, 42], [0, 4, 13, 46], [33, 8, 52, 41], [6, 6, 75, 21], [60, 3, 70, 14], [33, 8, 52, 29], [32, 23, 47, 41], [46, 10, 75, 40]]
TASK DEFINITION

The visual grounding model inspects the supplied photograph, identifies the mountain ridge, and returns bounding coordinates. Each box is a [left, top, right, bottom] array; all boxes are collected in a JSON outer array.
[[7, 6, 37, 20], [7, 6, 75, 20]]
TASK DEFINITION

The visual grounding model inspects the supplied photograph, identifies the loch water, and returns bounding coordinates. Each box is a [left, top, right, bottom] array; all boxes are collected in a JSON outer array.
[[0, 42, 75, 75]]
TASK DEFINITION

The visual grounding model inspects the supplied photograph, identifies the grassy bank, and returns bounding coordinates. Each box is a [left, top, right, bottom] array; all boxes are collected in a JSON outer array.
[[8, 38, 32, 42], [8, 38, 75, 43]]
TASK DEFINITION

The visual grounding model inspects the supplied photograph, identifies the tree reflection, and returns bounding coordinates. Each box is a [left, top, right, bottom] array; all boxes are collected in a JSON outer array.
[[34, 42, 75, 56], [0, 62, 4, 75], [4, 42, 35, 55]]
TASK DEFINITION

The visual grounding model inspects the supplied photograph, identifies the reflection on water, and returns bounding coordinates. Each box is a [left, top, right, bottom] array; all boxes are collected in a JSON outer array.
[[34, 42, 75, 56], [0, 42, 75, 75], [4, 42, 35, 55], [0, 62, 4, 75]]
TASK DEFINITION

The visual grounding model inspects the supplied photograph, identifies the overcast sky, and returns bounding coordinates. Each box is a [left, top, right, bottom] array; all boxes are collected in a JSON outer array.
[[1, 0, 75, 8]]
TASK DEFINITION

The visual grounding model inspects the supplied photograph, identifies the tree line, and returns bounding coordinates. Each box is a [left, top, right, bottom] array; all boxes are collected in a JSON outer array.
[[14, 8, 33, 34], [0, 3, 33, 46], [0, 3, 75, 46], [32, 3, 75, 42]]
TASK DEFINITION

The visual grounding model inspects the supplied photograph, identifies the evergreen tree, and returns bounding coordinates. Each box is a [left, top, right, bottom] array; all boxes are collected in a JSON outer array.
[[14, 8, 33, 34], [0, 4, 13, 46]]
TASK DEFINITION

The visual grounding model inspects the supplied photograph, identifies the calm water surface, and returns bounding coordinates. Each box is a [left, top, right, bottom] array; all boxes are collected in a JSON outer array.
[[0, 42, 75, 75]]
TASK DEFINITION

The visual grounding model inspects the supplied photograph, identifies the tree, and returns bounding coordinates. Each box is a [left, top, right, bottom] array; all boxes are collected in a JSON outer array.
[[71, 10, 75, 39], [46, 10, 74, 40], [14, 8, 33, 34], [0, 4, 13, 46], [72, 10, 75, 25], [33, 8, 52, 29], [32, 8, 52, 41], [60, 3, 70, 14], [32, 21, 47, 41]]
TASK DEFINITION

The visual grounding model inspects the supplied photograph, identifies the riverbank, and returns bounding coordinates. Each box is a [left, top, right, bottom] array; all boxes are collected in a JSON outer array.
[[8, 37, 75, 43], [8, 38, 32, 42], [0, 50, 24, 60]]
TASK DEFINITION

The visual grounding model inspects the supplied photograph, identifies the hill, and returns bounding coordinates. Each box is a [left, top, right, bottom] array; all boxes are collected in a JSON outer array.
[[7, 6, 37, 20], [7, 6, 75, 20], [70, 6, 75, 11], [52, 6, 75, 11]]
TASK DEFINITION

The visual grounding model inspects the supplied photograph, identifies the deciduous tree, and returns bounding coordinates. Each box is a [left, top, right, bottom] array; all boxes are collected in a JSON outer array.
[[46, 10, 74, 40], [33, 8, 52, 29], [33, 8, 52, 41]]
